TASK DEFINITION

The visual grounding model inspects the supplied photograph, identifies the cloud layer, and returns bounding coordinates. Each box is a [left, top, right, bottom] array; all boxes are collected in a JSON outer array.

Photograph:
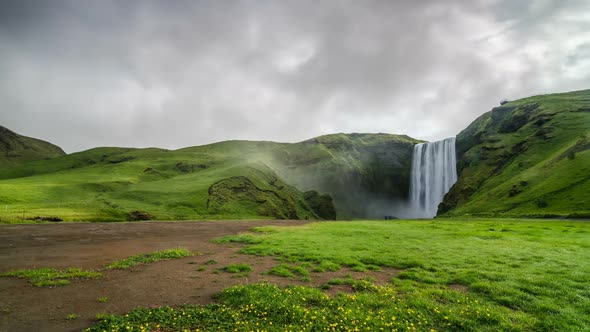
[[1, 0, 589, 152]]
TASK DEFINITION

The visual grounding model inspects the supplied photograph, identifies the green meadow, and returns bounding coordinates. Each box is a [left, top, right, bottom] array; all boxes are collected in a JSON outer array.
[[88, 218, 590, 331]]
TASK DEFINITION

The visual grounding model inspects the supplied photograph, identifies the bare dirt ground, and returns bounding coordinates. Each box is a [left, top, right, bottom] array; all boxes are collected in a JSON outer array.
[[0, 220, 399, 332]]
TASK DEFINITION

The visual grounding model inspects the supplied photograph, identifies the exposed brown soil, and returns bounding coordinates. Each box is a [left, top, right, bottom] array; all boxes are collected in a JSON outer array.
[[0, 220, 399, 332], [448, 283, 469, 293]]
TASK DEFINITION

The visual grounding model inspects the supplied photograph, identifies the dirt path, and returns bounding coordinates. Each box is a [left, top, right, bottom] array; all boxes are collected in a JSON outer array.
[[0, 220, 398, 332]]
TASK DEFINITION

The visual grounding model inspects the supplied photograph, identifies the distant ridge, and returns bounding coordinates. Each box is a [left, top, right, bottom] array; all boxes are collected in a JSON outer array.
[[0, 126, 65, 167]]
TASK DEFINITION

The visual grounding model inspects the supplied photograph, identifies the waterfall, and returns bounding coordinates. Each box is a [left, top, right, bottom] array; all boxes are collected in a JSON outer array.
[[409, 137, 457, 218]]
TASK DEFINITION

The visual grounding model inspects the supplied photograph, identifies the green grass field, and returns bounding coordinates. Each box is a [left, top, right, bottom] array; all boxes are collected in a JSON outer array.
[[87, 218, 590, 331]]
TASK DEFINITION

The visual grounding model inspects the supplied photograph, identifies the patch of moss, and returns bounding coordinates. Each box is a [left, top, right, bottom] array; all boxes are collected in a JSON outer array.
[[303, 191, 336, 220], [207, 176, 299, 219]]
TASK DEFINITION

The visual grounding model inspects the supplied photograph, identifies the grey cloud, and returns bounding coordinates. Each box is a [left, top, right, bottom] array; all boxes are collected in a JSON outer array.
[[1, 0, 589, 152]]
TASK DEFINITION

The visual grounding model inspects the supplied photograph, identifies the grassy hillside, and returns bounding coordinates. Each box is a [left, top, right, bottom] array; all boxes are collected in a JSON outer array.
[[0, 133, 417, 222], [0, 143, 320, 221], [0, 126, 65, 167], [440, 89, 590, 218]]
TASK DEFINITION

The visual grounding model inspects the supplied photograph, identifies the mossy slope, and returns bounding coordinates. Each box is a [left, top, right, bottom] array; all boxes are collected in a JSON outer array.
[[441, 89, 590, 218], [0, 126, 65, 167]]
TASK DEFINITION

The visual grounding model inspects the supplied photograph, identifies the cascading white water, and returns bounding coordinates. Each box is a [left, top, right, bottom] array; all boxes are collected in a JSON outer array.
[[409, 137, 457, 218]]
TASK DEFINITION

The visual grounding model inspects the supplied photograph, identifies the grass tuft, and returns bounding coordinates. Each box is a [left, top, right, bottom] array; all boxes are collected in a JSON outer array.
[[0, 267, 101, 287], [212, 234, 263, 244], [267, 264, 309, 279], [65, 313, 78, 320], [312, 260, 341, 272], [221, 263, 252, 274], [326, 276, 379, 292], [106, 248, 193, 269]]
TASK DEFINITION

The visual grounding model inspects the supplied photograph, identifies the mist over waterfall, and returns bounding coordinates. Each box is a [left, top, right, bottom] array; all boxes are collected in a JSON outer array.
[[409, 137, 457, 218]]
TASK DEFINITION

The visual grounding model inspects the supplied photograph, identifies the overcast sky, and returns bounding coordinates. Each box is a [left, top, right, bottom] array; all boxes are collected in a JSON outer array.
[[1, 0, 589, 153]]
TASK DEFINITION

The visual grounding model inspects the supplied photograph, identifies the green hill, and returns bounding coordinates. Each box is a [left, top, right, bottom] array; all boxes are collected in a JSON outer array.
[[0, 133, 418, 222], [262, 133, 419, 218], [0, 126, 65, 167], [440, 89, 590, 218], [0, 143, 316, 221]]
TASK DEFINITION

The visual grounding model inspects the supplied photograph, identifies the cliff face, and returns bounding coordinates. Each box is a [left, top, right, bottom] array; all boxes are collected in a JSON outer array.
[[265, 133, 421, 219], [0, 126, 65, 167], [440, 89, 590, 218]]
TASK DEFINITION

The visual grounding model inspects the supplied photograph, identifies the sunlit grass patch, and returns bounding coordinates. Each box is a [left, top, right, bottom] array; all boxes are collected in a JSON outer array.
[[106, 248, 193, 269], [65, 313, 78, 320], [312, 260, 341, 272], [267, 263, 309, 280], [222, 263, 252, 273], [0, 267, 101, 287]]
